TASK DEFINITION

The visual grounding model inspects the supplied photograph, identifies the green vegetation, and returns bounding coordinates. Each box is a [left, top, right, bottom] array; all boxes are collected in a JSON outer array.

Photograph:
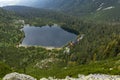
[[25, 0, 120, 22], [0, 4, 120, 79], [55, 56, 120, 78], [83, 5, 120, 22], [0, 62, 12, 78], [18, 55, 120, 79], [24, 0, 120, 23]]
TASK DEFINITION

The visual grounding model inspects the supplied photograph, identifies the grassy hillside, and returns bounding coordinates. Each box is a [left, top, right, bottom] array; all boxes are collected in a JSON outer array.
[[3, 6, 78, 27], [0, 6, 120, 79], [28, 0, 120, 16], [32, 0, 120, 22], [0, 62, 12, 78], [84, 5, 120, 22]]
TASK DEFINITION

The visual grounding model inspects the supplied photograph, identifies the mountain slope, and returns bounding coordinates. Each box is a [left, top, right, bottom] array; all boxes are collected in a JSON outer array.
[[84, 5, 120, 22], [15, 0, 120, 22], [3, 6, 80, 28], [3, 6, 76, 21], [0, 62, 12, 78], [0, 8, 16, 21], [0, 5, 120, 79], [21, 0, 120, 16]]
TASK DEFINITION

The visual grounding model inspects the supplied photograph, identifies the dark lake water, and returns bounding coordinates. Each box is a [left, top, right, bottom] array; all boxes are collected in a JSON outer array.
[[21, 24, 77, 47]]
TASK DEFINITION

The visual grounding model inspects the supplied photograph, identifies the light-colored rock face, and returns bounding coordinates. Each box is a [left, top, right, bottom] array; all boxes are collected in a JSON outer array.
[[3, 73, 120, 80], [3, 72, 36, 80], [40, 74, 120, 80]]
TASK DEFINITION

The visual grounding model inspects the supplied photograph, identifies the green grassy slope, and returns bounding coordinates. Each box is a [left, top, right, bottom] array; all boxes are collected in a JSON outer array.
[[84, 5, 120, 22], [37, 0, 120, 22], [0, 62, 12, 78], [0, 6, 120, 79]]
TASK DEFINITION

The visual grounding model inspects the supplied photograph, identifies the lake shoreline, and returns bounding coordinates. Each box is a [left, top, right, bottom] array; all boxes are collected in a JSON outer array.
[[18, 24, 77, 49], [18, 44, 62, 50]]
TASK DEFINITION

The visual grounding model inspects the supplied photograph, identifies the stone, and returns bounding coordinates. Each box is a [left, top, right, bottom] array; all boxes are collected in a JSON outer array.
[[3, 72, 36, 80]]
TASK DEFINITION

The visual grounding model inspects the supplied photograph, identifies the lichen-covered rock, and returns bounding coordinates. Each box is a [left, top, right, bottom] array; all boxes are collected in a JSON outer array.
[[3, 72, 36, 80], [40, 74, 120, 80], [3, 73, 120, 80]]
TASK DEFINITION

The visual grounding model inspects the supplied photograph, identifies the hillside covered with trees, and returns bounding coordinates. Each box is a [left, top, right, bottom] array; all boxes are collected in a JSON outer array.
[[19, 0, 120, 22], [0, 0, 120, 79]]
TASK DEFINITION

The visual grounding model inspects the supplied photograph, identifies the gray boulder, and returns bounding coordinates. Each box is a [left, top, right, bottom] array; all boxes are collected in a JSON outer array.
[[3, 72, 36, 80]]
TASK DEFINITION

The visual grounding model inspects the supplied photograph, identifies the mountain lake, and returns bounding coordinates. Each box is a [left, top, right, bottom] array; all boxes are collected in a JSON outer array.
[[21, 24, 77, 48]]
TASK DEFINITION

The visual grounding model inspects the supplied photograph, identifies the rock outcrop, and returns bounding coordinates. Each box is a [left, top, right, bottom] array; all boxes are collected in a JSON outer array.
[[40, 74, 120, 80], [3, 73, 120, 80], [3, 72, 36, 80]]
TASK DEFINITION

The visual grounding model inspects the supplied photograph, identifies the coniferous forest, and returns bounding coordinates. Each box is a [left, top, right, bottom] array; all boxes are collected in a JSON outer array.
[[0, 0, 120, 79]]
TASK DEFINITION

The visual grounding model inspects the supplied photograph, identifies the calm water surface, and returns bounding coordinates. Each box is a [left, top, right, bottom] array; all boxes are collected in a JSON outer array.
[[21, 25, 77, 47]]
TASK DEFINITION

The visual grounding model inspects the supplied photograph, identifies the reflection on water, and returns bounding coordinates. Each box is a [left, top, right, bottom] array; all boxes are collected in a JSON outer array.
[[21, 24, 77, 47]]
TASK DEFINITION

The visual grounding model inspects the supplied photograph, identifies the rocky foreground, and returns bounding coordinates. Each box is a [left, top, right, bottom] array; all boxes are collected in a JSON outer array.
[[3, 72, 36, 80], [3, 72, 120, 80]]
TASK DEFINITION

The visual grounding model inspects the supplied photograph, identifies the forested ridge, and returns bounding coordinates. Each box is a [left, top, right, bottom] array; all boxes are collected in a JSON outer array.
[[0, 2, 120, 79], [22, 0, 120, 22]]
